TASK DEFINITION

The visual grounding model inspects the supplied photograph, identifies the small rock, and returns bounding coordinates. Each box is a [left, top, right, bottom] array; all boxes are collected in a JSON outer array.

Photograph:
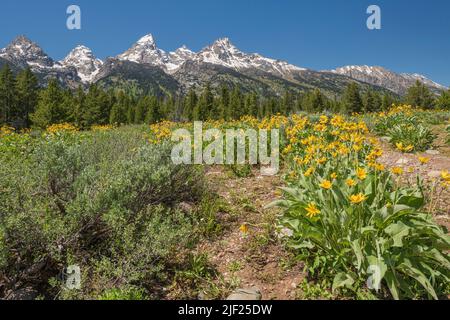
[[276, 227, 294, 239], [426, 150, 440, 155], [177, 202, 194, 213], [260, 167, 278, 176], [396, 158, 409, 165], [428, 171, 442, 178], [380, 136, 392, 142], [226, 287, 262, 300]]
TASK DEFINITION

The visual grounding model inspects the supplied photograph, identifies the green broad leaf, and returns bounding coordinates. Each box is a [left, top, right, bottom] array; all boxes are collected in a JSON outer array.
[[392, 204, 413, 214], [290, 241, 315, 249], [265, 199, 289, 209], [397, 193, 424, 209], [384, 271, 400, 300], [361, 226, 377, 234], [384, 221, 410, 247], [424, 249, 450, 270], [351, 239, 363, 270], [332, 272, 355, 292], [366, 255, 388, 292], [278, 187, 302, 199], [399, 260, 438, 300]]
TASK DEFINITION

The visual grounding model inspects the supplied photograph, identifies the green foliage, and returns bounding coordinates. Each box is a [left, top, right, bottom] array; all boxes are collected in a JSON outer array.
[[0, 128, 210, 299], [98, 286, 148, 300], [30, 79, 68, 128], [435, 89, 450, 110], [275, 171, 450, 299], [405, 80, 436, 109], [388, 123, 435, 152], [0, 64, 17, 124], [373, 109, 436, 153], [342, 83, 363, 113]]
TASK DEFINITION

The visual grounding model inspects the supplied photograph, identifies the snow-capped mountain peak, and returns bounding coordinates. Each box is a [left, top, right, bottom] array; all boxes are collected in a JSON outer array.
[[195, 37, 306, 76], [330, 65, 446, 95], [400, 73, 446, 90], [61, 45, 103, 83], [117, 33, 168, 67], [0, 35, 54, 68], [166, 45, 196, 72]]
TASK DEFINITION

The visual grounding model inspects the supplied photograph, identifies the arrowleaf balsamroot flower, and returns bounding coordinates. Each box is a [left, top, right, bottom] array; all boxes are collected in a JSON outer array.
[[305, 203, 320, 218], [356, 168, 367, 180], [346, 178, 356, 187], [319, 180, 332, 190], [392, 167, 404, 175], [349, 193, 367, 204], [418, 156, 430, 165]]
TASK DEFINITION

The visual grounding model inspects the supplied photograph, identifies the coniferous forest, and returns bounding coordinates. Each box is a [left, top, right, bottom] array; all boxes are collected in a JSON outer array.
[[2, 64, 449, 129]]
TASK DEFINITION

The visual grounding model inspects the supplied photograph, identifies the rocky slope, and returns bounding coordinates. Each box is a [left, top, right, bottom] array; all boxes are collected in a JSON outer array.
[[1, 35, 446, 96], [330, 65, 446, 95]]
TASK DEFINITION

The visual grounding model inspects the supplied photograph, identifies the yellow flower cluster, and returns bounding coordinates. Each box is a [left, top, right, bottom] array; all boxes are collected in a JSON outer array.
[[149, 120, 178, 143], [0, 126, 15, 136], [46, 123, 78, 134]]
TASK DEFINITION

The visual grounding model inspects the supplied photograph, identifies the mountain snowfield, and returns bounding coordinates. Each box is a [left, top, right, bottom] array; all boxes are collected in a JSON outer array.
[[330, 65, 446, 96], [61, 45, 103, 83], [0, 34, 447, 95]]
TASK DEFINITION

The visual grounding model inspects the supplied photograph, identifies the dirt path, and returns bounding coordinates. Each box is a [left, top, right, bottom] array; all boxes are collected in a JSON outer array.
[[197, 167, 304, 300]]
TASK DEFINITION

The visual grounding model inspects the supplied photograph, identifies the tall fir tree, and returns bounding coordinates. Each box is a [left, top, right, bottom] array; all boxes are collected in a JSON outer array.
[[30, 79, 67, 128], [342, 83, 363, 113], [0, 64, 17, 124], [15, 67, 39, 127], [405, 80, 436, 109], [183, 89, 198, 121], [435, 89, 450, 110], [82, 84, 111, 127]]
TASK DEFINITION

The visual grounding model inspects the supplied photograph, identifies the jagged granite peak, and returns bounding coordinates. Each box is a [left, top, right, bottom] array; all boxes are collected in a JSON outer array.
[[330, 65, 446, 95], [167, 45, 196, 72], [61, 45, 103, 83], [0, 35, 54, 68], [195, 37, 306, 77], [117, 33, 169, 67]]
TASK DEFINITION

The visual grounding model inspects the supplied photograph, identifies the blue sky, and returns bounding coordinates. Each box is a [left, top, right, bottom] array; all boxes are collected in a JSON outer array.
[[1, 0, 449, 86]]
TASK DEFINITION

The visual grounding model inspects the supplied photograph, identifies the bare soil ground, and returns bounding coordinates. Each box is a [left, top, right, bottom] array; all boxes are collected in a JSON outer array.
[[196, 167, 305, 300]]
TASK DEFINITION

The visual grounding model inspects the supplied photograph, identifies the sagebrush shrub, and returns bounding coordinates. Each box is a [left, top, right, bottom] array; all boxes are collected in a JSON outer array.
[[0, 128, 208, 299]]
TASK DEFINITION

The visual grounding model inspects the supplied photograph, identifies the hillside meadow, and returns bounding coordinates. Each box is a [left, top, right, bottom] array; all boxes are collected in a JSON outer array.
[[0, 105, 449, 300]]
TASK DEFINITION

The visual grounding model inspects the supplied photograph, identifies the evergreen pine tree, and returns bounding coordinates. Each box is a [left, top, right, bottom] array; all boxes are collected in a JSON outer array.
[[342, 83, 363, 113], [15, 67, 39, 127], [0, 64, 17, 124], [405, 80, 436, 109], [183, 89, 198, 121], [435, 89, 450, 110], [30, 79, 66, 128]]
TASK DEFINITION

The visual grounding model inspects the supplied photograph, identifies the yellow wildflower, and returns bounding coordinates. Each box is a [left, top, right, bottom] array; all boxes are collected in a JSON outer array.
[[392, 167, 403, 175], [349, 193, 367, 204], [305, 203, 321, 218], [418, 156, 430, 165], [320, 180, 333, 190], [239, 224, 249, 234], [304, 167, 315, 177], [346, 178, 356, 187], [356, 168, 367, 180], [441, 171, 450, 182]]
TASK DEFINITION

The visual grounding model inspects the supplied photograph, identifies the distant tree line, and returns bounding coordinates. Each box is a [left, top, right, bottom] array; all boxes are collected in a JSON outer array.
[[0, 64, 449, 129]]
